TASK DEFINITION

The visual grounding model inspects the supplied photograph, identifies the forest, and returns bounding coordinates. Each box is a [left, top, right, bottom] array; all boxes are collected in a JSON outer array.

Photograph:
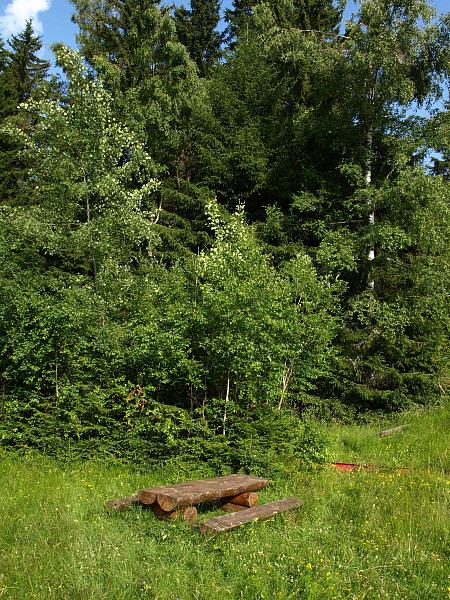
[[0, 0, 449, 472]]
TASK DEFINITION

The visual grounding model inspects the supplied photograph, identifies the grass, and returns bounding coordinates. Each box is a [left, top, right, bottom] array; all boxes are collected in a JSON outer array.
[[0, 403, 449, 600]]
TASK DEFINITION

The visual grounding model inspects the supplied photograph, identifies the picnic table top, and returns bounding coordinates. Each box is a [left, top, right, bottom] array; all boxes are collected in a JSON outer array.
[[138, 474, 269, 512]]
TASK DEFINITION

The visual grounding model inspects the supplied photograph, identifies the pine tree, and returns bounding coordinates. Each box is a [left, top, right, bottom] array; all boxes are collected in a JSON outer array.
[[0, 38, 8, 71], [8, 20, 50, 102], [174, 0, 222, 76], [71, 0, 171, 92], [224, 0, 259, 46], [0, 39, 15, 120], [0, 22, 50, 203]]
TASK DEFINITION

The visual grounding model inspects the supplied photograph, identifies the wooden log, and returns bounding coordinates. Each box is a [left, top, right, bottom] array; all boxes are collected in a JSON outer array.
[[105, 495, 140, 511], [199, 498, 302, 534], [151, 504, 178, 519], [139, 474, 269, 512], [138, 489, 157, 505], [226, 492, 259, 508], [151, 504, 198, 522], [182, 506, 198, 523], [378, 424, 408, 438], [220, 502, 250, 513]]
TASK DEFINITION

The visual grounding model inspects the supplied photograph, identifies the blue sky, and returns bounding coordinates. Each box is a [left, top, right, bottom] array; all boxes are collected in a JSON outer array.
[[0, 0, 448, 61], [0, 0, 233, 54]]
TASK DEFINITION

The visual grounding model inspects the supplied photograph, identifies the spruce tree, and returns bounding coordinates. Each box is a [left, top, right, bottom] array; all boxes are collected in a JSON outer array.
[[0, 38, 8, 71], [0, 22, 50, 204], [174, 0, 222, 76], [0, 39, 14, 120], [8, 20, 50, 102], [71, 0, 170, 92], [429, 102, 450, 181], [224, 0, 259, 46]]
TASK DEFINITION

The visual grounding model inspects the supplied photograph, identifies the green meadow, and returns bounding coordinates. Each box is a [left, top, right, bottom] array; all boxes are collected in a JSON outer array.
[[0, 403, 448, 600]]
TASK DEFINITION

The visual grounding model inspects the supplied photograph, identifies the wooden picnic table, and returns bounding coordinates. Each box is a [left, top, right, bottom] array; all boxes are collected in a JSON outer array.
[[106, 474, 301, 532], [138, 474, 269, 511]]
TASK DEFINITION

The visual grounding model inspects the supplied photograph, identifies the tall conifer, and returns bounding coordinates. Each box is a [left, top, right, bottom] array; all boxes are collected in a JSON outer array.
[[174, 0, 222, 76], [8, 20, 50, 102], [0, 22, 50, 203]]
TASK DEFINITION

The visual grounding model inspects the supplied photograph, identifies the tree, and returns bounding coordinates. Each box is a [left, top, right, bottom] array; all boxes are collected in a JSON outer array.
[[225, 0, 259, 46], [225, 0, 342, 47], [0, 21, 50, 204], [194, 200, 335, 425], [320, 0, 450, 407], [7, 20, 50, 102], [333, 0, 448, 289], [429, 101, 450, 180], [129, 199, 336, 429], [0, 45, 161, 444], [230, 0, 450, 409], [174, 0, 222, 76], [71, 0, 216, 262], [4, 44, 160, 279]]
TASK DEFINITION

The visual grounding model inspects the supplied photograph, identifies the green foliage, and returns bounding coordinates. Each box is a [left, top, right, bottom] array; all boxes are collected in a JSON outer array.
[[0, 21, 51, 204], [0, 46, 160, 452], [4, 44, 160, 276], [225, 0, 343, 47], [1, 0, 449, 466], [328, 169, 450, 411], [174, 0, 222, 76], [71, 0, 216, 263], [7, 20, 50, 102]]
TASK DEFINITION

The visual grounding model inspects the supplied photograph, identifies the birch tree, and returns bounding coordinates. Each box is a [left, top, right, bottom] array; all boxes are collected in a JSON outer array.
[[341, 0, 448, 288]]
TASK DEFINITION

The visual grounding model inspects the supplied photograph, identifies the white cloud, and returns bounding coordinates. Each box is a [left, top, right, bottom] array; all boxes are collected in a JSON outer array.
[[0, 0, 52, 38]]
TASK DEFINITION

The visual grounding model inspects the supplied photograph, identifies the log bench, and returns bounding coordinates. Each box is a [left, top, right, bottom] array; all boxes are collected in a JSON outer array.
[[199, 498, 302, 534], [106, 474, 302, 532]]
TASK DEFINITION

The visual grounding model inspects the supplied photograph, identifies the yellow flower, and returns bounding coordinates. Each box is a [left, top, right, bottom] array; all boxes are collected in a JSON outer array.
[[306, 563, 313, 570]]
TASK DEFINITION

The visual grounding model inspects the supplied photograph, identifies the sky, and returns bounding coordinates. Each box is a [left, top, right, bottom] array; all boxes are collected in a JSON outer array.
[[0, 0, 448, 62]]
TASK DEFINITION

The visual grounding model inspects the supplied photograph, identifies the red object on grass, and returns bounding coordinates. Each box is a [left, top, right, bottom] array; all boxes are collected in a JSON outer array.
[[331, 462, 375, 472]]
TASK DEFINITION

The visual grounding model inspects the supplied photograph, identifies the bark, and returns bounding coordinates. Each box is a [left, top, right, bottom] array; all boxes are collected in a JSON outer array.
[[224, 492, 259, 508], [199, 498, 302, 534], [138, 474, 269, 511], [278, 362, 294, 410], [365, 125, 375, 290], [223, 370, 230, 436]]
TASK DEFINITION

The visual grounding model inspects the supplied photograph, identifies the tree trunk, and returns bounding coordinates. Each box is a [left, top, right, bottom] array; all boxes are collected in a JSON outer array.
[[365, 126, 375, 290], [54, 342, 59, 401], [222, 371, 230, 436], [278, 361, 293, 410], [84, 183, 97, 280]]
